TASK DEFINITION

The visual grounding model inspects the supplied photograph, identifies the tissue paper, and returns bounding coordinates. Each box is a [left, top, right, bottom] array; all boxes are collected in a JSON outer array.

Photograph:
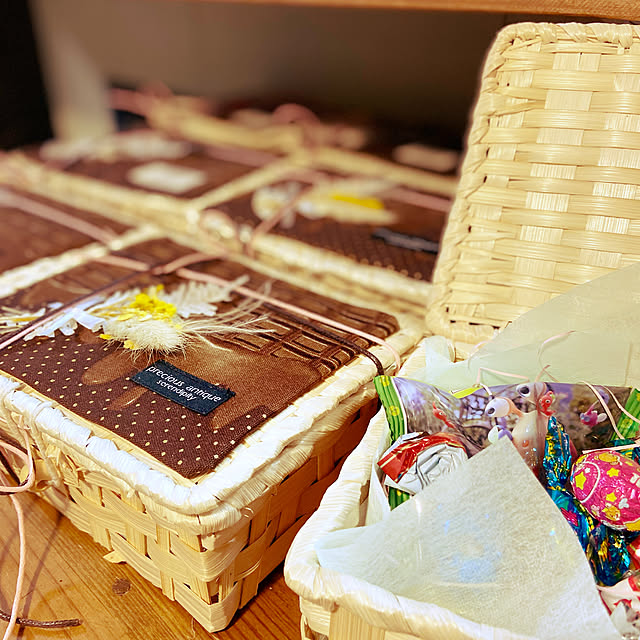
[[421, 262, 640, 391], [317, 439, 619, 640]]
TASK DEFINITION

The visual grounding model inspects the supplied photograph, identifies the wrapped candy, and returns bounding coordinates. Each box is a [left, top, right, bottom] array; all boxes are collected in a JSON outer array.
[[543, 416, 631, 586], [571, 450, 640, 531], [378, 432, 467, 496], [374, 375, 627, 463], [484, 395, 547, 476], [598, 574, 640, 635]]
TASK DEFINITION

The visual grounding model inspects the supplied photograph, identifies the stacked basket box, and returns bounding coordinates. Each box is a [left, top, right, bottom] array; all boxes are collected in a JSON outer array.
[[285, 21, 640, 640], [0, 98, 461, 630], [0, 126, 457, 316], [195, 150, 456, 314], [0, 215, 423, 631]]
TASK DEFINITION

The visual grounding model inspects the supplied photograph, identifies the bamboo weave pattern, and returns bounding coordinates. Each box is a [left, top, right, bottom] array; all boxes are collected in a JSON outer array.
[[427, 22, 640, 344]]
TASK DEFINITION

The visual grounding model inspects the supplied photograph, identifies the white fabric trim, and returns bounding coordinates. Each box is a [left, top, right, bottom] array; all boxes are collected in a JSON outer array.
[[0, 317, 423, 531]]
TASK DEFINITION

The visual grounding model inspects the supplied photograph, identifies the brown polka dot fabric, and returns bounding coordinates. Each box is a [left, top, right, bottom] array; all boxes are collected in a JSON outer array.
[[213, 176, 450, 282], [0, 238, 398, 479], [0, 188, 131, 272]]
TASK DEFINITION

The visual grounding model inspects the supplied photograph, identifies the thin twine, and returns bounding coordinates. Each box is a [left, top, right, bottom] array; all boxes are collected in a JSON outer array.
[[245, 185, 316, 259], [467, 339, 491, 358], [534, 364, 559, 384], [537, 331, 574, 376], [0, 188, 117, 245], [381, 186, 451, 212], [97, 253, 401, 370], [474, 366, 528, 387], [582, 383, 640, 453], [0, 433, 81, 635]]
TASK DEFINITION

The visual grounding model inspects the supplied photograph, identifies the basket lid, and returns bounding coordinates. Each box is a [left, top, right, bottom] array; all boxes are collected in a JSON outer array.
[[427, 22, 640, 345]]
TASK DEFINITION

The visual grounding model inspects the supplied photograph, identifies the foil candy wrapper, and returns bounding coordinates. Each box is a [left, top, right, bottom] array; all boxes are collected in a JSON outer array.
[[378, 432, 468, 496], [571, 450, 640, 531], [543, 416, 632, 586]]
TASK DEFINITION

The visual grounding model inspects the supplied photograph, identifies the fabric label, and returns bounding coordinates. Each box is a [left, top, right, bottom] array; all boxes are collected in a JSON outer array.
[[127, 161, 207, 194], [133, 360, 234, 415], [372, 227, 439, 253]]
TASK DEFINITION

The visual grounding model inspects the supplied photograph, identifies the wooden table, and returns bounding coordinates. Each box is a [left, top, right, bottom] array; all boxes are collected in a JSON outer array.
[[0, 492, 301, 639]]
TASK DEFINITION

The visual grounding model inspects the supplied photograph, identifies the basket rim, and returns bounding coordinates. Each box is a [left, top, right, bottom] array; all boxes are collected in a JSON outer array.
[[283, 341, 538, 640], [0, 315, 422, 526]]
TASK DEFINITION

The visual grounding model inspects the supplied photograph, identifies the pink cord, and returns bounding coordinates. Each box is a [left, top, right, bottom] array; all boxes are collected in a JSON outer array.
[[271, 103, 322, 126], [153, 252, 227, 275], [26, 252, 402, 372], [537, 331, 574, 375], [3, 493, 25, 640], [270, 103, 324, 147], [1, 433, 33, 640], [382, 186, 451, 212], [204, 145, 278, 167], [0, 188, 117, 244], [245, 186, 315, 259]]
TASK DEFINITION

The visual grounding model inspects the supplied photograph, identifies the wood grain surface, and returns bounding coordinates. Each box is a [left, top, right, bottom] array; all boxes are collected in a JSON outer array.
[[162, 0, 637, 19], [0, 492, 301, 640]]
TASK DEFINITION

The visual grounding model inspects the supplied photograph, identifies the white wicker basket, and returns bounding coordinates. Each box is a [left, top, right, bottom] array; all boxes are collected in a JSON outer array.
[[284, 343, 530, 640], [284, 20, 640, 639]]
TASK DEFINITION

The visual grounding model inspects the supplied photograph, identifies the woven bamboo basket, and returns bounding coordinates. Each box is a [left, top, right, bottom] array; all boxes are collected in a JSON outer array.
[[285, 21, 640, 640], [141, 91, 446, 160], [0, 141, 458, 315], [0, 384, 378, 632], [285, 342, 497, 640], [194, 152, 457, 315], [0, 228, 423, 632], [425, 21, 640, 347]]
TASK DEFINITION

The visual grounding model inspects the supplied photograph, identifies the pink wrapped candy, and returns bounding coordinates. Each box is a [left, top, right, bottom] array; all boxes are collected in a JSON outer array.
[[570, 450, 640, 531]]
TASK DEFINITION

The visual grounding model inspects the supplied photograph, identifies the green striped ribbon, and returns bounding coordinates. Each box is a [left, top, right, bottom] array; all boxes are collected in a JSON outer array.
[[374, 375, 412, 509], [617, 388, 640, 440]]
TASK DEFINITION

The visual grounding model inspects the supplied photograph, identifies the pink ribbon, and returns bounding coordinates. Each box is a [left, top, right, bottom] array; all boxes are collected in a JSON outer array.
[[0, 188, 118, 244]]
